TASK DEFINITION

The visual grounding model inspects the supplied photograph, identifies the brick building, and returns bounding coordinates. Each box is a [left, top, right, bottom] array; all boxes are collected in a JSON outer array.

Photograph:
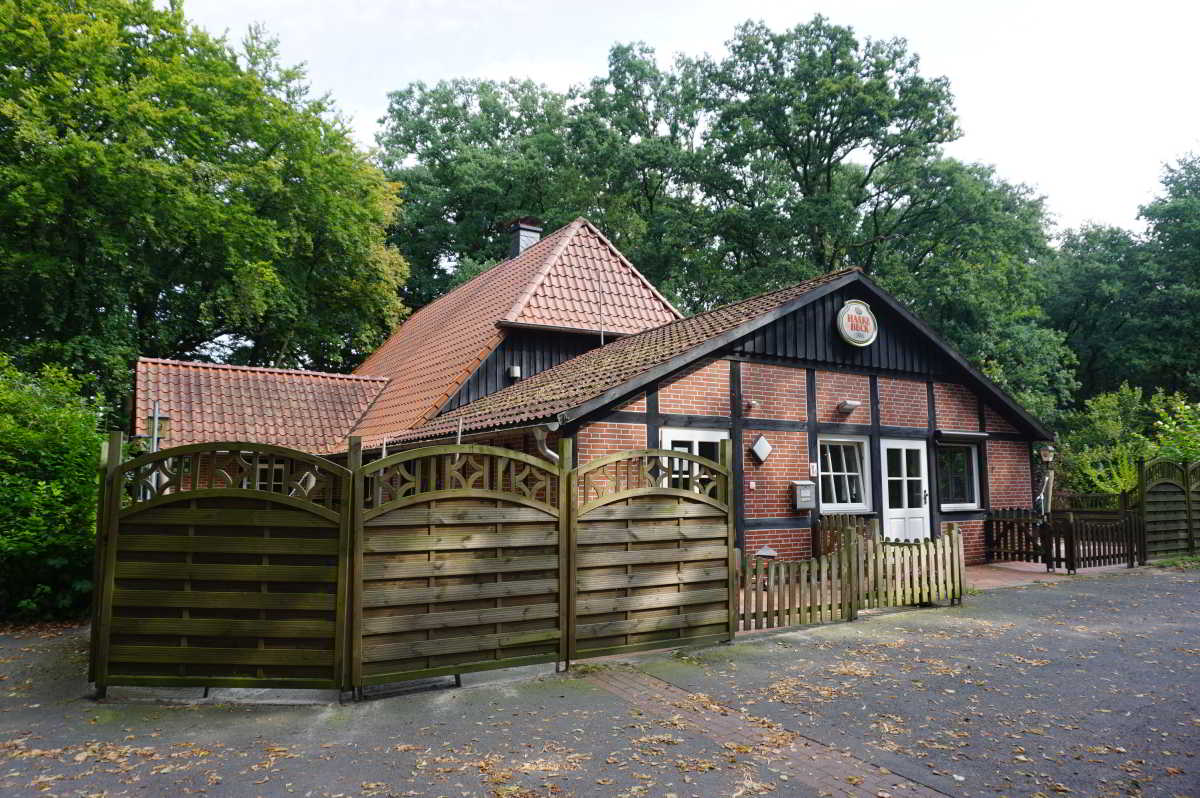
[[134, 219, 1051, 564]]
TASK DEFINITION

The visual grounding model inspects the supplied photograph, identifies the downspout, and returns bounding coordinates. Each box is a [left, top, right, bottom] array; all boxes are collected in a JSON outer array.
[[532, 423, 561, 465]]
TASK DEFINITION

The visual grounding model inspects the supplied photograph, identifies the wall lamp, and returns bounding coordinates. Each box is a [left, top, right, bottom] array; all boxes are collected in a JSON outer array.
[[836, 399, 862, 415]]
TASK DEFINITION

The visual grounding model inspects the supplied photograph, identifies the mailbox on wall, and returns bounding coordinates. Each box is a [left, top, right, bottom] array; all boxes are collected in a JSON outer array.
[[791, 479, 816, 510]]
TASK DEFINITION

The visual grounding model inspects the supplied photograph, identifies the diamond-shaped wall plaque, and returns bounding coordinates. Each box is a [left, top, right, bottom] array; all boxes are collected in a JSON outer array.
[[751, 434, 773, 463]]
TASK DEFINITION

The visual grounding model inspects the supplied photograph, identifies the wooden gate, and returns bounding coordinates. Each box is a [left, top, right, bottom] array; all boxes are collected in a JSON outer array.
[[1137, 459, 1198, 558], [91, 443, 352, 695], [353, 444, 568, 687], [568, 443, 735, 661]]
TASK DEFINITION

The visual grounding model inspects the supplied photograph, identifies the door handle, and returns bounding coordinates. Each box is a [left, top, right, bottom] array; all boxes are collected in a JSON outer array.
[[923, 489, 928, 507]]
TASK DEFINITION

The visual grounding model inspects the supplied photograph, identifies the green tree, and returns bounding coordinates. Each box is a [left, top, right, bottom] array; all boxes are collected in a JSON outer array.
[[0, 0, 408, 414], [0, 355, 102, 617], [1137, 154, 1200, 394], [376, 78, 586, 308]]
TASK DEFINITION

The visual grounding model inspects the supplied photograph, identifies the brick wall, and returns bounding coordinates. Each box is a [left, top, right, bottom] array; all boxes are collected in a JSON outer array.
[[986, 439, 1032, 507], [934, 383, 979, 431], [744, 528, 812, 561], [984, 405, 1018, 434], [658, 360, 730, 416], [576, 422, 648, 463], [815, 370, 870, 424], [742, 428, 808, 519], [942, 519, 985, 565], [741, 362, 806, 421], [878, 377, 927, 428], [617, 393, 646, 412]]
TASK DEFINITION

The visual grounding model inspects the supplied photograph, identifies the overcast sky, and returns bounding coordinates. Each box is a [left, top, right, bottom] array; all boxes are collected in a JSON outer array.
[[183, 0, 1198, 234]]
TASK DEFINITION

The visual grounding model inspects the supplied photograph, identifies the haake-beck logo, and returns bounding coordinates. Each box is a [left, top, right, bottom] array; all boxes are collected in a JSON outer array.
[[836, 300, 878, 347]]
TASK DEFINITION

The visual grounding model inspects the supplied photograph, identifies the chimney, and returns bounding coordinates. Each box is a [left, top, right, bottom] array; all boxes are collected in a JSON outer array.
[[509, 217, 543, 257]]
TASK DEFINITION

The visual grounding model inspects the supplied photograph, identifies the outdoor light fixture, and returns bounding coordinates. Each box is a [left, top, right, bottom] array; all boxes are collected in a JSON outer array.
[[836, 399, 862, 415], [745, 398, 760, 412], [750, 434, 773, 463], [1039, 444, 1056, 464], [755, 545, 778, 560]]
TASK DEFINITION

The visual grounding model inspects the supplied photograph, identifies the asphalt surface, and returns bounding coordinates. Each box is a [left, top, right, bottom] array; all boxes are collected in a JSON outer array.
[[0, 566, 1197, 797]]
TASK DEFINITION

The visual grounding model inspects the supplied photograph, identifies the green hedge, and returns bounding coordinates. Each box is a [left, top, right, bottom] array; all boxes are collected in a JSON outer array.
[[0, 356, 103, 618]]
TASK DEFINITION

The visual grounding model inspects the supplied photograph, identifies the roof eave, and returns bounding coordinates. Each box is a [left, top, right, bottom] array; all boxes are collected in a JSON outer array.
[[556, 272, 862, 427]]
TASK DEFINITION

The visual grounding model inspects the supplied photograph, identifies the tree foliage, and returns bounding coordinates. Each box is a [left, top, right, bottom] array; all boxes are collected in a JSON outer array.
[[377, 17, 1076, 418], [0, 0, 408, 413], [0, 356, 102, 618]]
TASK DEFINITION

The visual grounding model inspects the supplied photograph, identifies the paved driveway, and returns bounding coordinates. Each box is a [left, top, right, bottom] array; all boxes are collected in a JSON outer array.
[[1, 567, 1197, 797]]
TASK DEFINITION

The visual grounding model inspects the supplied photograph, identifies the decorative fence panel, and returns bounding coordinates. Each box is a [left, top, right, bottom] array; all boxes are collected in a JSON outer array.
[[1136, 460, 1198, 558], [569, 445, 735, 660], [353, 445, 567, 688], [735, 528, 964, 632], [92, 444, 352, 696]]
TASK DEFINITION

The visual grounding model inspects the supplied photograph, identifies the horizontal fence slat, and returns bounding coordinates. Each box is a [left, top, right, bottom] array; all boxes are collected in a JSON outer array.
[[576, 609, 728, 639], [577, 503, 725, 521], [122, 508, 335, 528], [367, 507, 555, 527], [363, 628, 559, 662], [117, 535, 338, 556], [109, 645, 334, 666], [575, 588, 728, 616], [111, 617, 335, 638], [576, 566, 727, 592], [115, 562, 338, 583], [575, 523, 727, 545], [111, 589, 335, 611], [363, 529, 556, 552], [361, 554, 558, 581], [361, 603, 558, 634], [361, 578, 558, 608], [575, 544, 727, 568]]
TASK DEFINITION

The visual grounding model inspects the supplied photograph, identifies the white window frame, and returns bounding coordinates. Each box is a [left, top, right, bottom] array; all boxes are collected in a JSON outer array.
[[937, 443, 981, 512], [817, 435, 872, 513], [659, 427, 728, 492]]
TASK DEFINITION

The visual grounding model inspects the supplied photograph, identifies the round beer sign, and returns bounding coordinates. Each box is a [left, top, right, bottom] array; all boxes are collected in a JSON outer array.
[[836, 300, 878, 347]]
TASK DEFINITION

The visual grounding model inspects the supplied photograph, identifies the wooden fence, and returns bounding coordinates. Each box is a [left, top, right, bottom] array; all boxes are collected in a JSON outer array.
[[985, 507, 1145, 573], [92, 439, 973, 697], [92, 440, 353, 695], [1132, 459, 1198, 558], [735, 526, 964, 632]]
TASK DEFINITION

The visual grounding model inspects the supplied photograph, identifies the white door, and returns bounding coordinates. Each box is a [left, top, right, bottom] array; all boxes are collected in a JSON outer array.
[[881, 439, 930, 540]]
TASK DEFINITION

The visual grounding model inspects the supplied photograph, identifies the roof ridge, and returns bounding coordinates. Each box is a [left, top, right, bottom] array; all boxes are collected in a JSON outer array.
[[502, 218, 583, 323], [138, 357, 388, 381], [576, 218, 683, 320]]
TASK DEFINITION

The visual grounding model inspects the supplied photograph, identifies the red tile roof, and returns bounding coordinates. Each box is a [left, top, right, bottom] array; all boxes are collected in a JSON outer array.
[[350, 218, 680, 447], [133, 358, 387, 454], [390, 268, 861, 444]]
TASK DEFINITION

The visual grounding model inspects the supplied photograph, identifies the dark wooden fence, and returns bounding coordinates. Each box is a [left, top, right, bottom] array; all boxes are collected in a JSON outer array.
[[1132, 459, 1198, 559], [985, 507, 1145, 573]]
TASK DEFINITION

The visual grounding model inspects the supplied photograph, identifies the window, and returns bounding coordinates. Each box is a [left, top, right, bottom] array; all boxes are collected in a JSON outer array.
[[818, 436, 871, 512], [660, 427, 727, 492], [937, 444, 979, 511]]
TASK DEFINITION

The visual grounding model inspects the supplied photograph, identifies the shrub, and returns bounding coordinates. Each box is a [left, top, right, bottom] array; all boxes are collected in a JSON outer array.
[[0, 356, 103, 618]]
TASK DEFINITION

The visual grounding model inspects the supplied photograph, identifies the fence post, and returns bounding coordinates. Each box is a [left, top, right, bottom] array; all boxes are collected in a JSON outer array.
[[92, 430, 125, 699], [1185, 461, 1196, 556], [88, 431, 123, 692], [984, 513, 994, 563], [842, 523, 858, 621], [557, 437, 574, 669], [721, 440, 738, 642], [346, 436, 362, 697]]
